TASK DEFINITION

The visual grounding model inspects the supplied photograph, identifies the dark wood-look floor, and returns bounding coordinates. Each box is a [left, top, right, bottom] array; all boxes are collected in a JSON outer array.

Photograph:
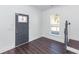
[[2, 37, 75, 54], [68, 39, 79, 50]]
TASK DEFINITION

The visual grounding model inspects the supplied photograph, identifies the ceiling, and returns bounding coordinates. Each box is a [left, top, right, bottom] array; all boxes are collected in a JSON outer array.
[[32, 5, 53, 11]]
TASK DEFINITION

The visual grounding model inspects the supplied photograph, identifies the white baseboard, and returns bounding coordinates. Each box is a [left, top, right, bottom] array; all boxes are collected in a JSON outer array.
[[67, 46, 79, 54], [0, 46, 15, 54]]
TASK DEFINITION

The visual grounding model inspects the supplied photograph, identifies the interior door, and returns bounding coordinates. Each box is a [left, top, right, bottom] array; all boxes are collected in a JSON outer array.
[[15, 13, 29, 46]]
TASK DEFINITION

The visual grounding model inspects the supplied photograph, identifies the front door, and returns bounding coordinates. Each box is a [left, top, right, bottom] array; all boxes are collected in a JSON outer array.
[[15, 13, 29, 46]]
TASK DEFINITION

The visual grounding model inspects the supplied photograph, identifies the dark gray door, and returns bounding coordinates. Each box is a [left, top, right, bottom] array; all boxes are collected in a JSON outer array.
[[15, 13, 29, 46]]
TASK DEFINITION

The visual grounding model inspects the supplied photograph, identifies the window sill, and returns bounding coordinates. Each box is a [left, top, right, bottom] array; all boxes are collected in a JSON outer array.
[[50, 32, 61, 37]]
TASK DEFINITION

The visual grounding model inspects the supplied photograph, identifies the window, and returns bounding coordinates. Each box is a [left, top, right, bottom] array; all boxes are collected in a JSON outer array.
[[50, 14, 60, 35], [18, 15, 27, 23]]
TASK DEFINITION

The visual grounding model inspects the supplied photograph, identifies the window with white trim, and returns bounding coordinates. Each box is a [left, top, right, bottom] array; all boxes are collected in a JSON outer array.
[[50, 14, 60, 35]]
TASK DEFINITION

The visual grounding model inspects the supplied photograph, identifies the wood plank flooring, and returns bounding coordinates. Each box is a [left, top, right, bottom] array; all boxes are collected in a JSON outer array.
[[68, 39, 79, 50], [2, 37, 75, 54]]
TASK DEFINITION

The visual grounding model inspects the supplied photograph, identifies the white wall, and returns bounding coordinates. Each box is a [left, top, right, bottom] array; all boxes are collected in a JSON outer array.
[[0, 5, 42, 53], [42, 5, 79, 43]]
